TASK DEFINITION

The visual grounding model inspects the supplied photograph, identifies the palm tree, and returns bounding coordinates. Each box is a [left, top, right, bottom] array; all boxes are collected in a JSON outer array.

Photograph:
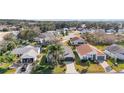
[[47, 44, 64, 66]]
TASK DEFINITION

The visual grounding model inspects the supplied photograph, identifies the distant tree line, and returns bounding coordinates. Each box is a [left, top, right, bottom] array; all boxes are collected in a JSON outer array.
[[1, 20, 124, 32]]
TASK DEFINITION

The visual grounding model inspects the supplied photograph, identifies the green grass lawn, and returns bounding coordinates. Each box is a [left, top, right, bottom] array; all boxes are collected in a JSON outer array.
[[75, 63, 104, 73], [52, 65, 66, 74], [95, 45, 108, 51], [0, 63, 11, 68], [107, 58, 124, 72], [87, 64, 105, 73], [4, 69, 16, 74], [0, 63, 14, 74]]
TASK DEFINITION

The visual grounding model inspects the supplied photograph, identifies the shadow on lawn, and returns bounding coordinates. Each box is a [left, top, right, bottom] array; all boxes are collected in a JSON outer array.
[[117, 59, 124, 64], [0, 68, 8, 74]]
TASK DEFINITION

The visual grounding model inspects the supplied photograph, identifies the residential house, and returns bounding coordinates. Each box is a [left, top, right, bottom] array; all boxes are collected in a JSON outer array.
[[76, 44, 106, 62], [63, 28, 69, 31], [96, 29, 105, 33], [105, 29, 116, 34], [34, 37, 48, 46], [12, 45, 40, 63], [118, 28, 124, 34], [63, 46, 75, 61], [80, 28, 91, 33], [104, 44, 124, 60], [69, 27, 77, 31], [70, 37, 85, 45]]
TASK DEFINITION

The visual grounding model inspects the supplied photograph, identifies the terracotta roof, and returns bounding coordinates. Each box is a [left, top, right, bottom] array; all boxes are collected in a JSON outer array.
[[76, 44, 104, 56], [76, 44, 93, 55]]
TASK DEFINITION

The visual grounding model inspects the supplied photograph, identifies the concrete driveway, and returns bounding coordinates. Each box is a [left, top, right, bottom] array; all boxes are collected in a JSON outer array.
[[65, 62, 79, 74], [100, 61, 116, 73]]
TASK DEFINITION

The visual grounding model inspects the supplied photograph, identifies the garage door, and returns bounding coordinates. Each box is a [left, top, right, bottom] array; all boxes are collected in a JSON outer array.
[[97, 56, 105, 61], [64, 57, 74, 61]]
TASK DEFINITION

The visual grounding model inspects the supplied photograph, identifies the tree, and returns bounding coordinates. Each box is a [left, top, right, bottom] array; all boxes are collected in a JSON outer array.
[[7, 41, 16, 51], [65, 31, 68, 36], [47, 44, 64, 66], [2, 28, 8, 32], [18, 29, 38, 41], [3, 33, 15, 41]]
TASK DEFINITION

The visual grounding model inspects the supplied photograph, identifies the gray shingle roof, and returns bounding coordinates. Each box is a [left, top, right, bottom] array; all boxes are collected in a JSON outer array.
[[63, 46, 75, 58], [105, 44, 124, 54], [12, 45, 39, 55]]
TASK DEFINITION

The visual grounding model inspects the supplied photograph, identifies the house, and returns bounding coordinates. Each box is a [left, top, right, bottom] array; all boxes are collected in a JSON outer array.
[[76, 44, 106, 62], [70, 37, 85, 45], [96, 29, 105, 33], [63, 46, 75, 61], [12, 45, 40, 63], [69, 27, 77, 31], [118, 28, 124, 34], [105, 29, 116, 34], [63, 28, 69, 31], [80, 28, 91, 33], [104, 44, 124, 60], [34, 37, 48, 46]]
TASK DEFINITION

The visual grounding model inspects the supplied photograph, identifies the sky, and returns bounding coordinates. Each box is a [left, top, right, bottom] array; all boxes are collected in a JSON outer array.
[[0, 0, 124, 20]]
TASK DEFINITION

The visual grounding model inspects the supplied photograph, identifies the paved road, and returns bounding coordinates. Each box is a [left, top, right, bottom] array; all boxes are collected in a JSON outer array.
[[65, 62, 79, 74]]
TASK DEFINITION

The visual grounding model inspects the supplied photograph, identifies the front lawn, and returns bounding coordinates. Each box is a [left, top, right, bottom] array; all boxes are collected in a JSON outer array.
[[0, 63, 16, 74], [107, 58, 124, 72], [75, 63, 104, 73], [4, 69, 16, 74], [87, 64, 105, 73], [52, 65, 66, 74]]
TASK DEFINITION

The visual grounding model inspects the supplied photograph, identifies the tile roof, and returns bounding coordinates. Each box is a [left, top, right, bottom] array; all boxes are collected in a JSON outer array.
[[105, 44, 124, 54], [12, 45, 39, 54], [76, 44, 104, 56], [76, 44, 93, 55]]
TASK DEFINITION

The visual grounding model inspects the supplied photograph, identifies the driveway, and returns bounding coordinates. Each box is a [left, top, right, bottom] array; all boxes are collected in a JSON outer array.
[[65, 62, 79, 74], [100, 61, 116, 73]]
